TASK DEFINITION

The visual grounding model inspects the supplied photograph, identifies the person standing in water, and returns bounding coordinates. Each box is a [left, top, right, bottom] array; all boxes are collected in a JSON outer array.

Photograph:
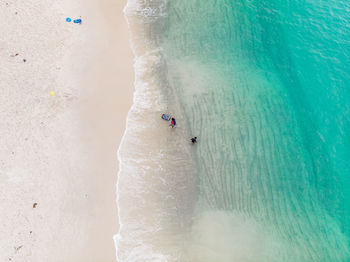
[[170, 118, 176, 128], [191, 137, 197, 144]]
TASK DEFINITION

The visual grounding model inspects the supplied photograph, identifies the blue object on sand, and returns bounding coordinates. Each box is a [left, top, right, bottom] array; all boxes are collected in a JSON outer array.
[[66, 17, 71, 22], [73, 19, 82, 24]]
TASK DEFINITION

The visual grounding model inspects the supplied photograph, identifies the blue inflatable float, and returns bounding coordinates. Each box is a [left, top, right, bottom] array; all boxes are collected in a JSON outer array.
[[161, 114, 172, 121]]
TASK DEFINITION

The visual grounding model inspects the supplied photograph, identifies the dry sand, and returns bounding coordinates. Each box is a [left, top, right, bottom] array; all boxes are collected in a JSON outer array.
[[0, 0, 133, 261]]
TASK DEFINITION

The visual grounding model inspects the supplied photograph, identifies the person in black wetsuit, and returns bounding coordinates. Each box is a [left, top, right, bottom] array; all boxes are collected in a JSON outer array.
[[191, 137, 197, 144]]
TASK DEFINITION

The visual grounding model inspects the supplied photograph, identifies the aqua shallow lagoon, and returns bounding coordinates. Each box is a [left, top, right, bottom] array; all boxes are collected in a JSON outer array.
[[117, 0, 350, 260]]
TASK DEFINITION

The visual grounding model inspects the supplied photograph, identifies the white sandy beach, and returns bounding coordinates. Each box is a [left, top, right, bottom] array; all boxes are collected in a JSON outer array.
[[0, 0, 133, 261]]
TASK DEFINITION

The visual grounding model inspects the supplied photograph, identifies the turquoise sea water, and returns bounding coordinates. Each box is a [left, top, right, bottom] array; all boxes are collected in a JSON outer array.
[[118, 0, 350, 261]]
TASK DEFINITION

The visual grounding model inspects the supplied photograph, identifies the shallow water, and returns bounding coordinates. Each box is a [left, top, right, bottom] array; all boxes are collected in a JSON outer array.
[[117, 0, 350, 261]]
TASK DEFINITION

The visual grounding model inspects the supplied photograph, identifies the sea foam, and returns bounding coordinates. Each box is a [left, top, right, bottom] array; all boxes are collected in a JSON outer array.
[[115, 1, 196, 261]]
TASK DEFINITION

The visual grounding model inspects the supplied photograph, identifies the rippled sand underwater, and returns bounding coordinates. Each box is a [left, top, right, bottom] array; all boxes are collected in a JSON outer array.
[[116, 0, 350, 261]]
